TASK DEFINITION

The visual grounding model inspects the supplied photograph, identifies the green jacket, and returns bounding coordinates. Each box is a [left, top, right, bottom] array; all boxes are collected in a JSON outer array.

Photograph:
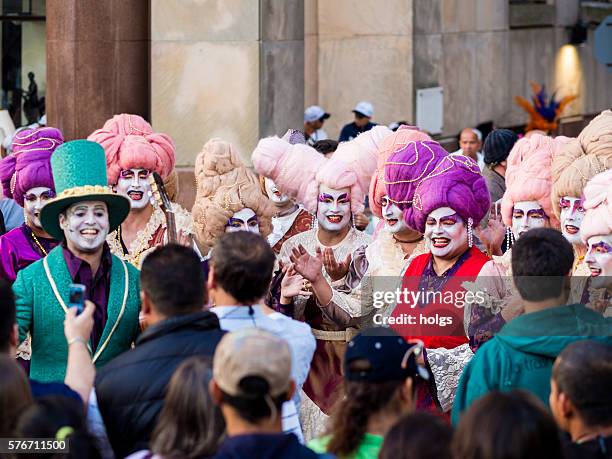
[[452, 304, 612, 424], [14, 245, 141, 382]]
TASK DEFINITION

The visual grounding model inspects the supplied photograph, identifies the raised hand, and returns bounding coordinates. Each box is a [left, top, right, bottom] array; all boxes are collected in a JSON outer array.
[[289, 244, 323, 282], [323, 247, 351, 281], [476, 218, 505, 256]]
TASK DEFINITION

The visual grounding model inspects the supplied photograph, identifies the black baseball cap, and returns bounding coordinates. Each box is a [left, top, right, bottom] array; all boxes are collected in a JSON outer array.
[[344, 327, 429, 383]]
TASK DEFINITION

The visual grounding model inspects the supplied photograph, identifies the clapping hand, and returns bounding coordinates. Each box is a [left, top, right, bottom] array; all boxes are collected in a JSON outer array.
[[289, 244, 324, 283], [280, 263, 313, 303], [322, 247, 351, 281]]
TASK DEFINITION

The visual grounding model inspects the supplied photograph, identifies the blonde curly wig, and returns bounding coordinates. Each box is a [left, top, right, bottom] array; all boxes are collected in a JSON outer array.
[[551, 110, 612, 218], [192, 138, 275, 252]]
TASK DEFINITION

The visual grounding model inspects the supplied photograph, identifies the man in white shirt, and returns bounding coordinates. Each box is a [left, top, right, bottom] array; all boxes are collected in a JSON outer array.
[[304, 105, 330, 146], [452, 127, 485, 171], [209, 231, 316, 443]]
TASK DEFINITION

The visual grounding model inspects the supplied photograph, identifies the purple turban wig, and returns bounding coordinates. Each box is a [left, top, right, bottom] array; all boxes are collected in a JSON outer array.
[[403, 154, 490, 234], [0, 127, 63, 206], [384, 140, 449, 224]]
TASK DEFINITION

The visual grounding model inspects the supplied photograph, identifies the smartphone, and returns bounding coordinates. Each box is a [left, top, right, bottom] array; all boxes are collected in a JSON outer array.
[[69, 284, 86, 315]]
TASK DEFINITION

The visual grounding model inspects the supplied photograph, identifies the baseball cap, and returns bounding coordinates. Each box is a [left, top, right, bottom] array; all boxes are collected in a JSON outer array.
[[304, 105, 331, 123], [344, 327, 429, 383], [353, 101, 374, 118], [213, 328, 292, 397]]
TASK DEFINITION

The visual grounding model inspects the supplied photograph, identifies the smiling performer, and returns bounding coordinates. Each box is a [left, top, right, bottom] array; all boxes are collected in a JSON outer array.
[[463, 134, 572, 350], [192, 138, 274, 255], [552, 110, 612, 275], [252, 127, 390, 417], [386, 151, 491, 412], [0, 127, 63, 283], [88, 114, 194, 267], [260, 130, 313, 254], [580, 170, 612, 316], [13, 140, 141, 382]]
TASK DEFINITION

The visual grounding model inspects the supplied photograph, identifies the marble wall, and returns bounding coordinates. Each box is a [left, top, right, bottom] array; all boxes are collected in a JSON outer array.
[[151, 0, 304, 167]]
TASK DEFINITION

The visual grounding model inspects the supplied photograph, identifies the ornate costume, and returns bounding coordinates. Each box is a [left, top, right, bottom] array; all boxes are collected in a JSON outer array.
[[254, 127, 392, 416], [0, 127, 63, 282], [88, 114, 195, 267], [387, 147, 491, 412], [14, 140, 140, 382], [192, 138, 274, 254]]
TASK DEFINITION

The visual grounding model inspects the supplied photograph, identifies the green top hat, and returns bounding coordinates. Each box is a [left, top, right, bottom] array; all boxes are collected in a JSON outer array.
[[40, 140, 130, 240]]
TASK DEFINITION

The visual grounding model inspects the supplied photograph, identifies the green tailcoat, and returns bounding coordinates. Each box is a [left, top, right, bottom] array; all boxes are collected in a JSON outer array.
[[14, 245, 141, 382]]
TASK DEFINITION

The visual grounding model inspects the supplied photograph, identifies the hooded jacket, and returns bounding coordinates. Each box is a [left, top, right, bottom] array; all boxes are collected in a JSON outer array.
[[452, 304, 612, 423]]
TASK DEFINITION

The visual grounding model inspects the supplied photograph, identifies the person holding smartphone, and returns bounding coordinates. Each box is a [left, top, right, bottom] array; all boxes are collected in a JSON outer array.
[[13, 140, 141, 383]]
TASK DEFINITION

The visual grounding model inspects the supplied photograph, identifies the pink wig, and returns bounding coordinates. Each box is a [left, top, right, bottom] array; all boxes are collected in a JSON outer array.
[[192, 138, 275, 252], [501, 134, 572, 228], [252, 136, 327, 213], [368, 125, 431, 217], [580, 170, 612, 243], [316, 126, 392, 213], [88, 114, 176, 185]]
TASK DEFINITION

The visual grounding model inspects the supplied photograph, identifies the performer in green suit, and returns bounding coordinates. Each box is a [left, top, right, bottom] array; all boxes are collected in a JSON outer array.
[[14, 140, 141, 382]]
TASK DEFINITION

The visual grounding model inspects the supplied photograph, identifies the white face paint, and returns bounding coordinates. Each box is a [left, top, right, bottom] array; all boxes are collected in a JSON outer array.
[[424, 207, 468, 259], [559, 196, 585, 246], [316, 184, 351, 232], [116, 168, 152, 210], [381, 195, 408, 234], [23, 187, 54, 230], [585, 235, 612, 288], [264, 177, 289, 205], [59, 201, 110, 253], [225, 207, 260, 234], [511, 200, 549, 240]]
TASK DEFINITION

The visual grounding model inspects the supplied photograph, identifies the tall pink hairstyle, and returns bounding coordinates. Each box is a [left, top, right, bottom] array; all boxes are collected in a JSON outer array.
[[368, 125, 431, 218], [88, 114, 176, 185], [501, 134, 572, 228]]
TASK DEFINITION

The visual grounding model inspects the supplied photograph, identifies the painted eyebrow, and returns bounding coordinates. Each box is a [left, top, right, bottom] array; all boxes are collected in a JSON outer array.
[[337, 193, 350, 200], [319, 193, 333, 199], [247, 215, 259, 223]]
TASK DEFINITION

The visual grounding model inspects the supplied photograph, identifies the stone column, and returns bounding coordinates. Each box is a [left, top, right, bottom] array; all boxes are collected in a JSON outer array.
[[46, 0, 149, 140], [151, 0, 304, 170]]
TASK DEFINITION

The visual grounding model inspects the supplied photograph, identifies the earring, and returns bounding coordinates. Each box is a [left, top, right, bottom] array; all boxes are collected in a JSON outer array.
[[23, 207, 28, 225], [467, 218, 474, 248], [505, 226, 515, 248], [352, 213, 356, 229], [311, 215, 318, 231]]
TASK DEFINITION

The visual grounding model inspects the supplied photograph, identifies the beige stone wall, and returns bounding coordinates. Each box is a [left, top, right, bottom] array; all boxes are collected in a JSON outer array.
[[307, 0, 414, 139], [151, 0, 303, 167]]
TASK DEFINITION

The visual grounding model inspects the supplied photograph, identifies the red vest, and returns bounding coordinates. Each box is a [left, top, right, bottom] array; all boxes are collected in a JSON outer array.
[[391, 247, 490, 349]]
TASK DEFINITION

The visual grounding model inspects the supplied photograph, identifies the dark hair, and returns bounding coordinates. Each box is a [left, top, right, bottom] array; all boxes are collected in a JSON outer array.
[[17, 395, 101, 459], [326, 359, 414, 457], [0, 356, 33, 437], [140, 244, 206, 316], [511, 228, 574, 301], [379, 412, 452, 459], [553, 340, 612, 427], [452, 390, 563, 459], [220, 376, 287, 424], [211, 232, 275, 304], [0, 279, 16, 353], [313, 139, 339, 155], [151, 356, 225, 459]]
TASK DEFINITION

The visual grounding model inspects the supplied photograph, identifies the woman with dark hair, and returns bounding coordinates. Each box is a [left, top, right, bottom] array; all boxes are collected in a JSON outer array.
[[379, 412, 452, 459], [17, 395, 101, 459], [0, 356, 33, 438], [309, 328, 429, 458], [452, 390, 563, 459], [128, 356, 225, 459]]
